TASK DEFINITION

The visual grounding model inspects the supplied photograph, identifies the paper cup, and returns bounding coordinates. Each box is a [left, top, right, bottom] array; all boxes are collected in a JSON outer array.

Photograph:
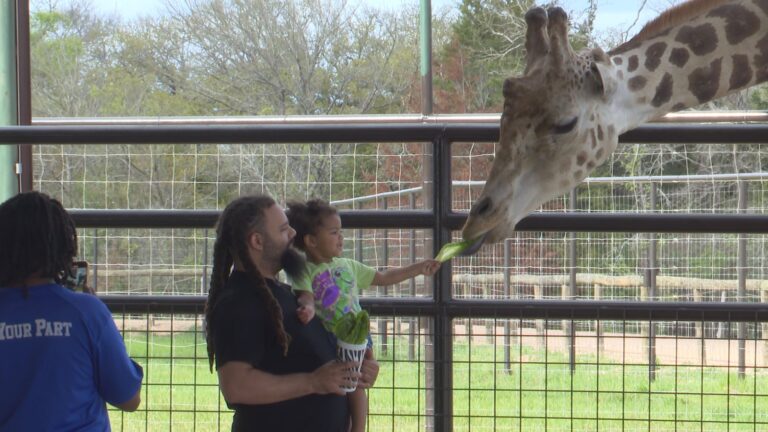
[[336, 340, 368, 393]]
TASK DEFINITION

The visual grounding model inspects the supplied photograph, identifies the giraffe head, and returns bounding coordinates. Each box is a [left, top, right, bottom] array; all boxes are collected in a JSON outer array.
[[461, 6, 622, 254]]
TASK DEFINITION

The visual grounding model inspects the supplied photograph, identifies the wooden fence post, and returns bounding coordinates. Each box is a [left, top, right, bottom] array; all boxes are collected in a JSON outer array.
[[595, 283, 603, 356], [535, 285, 545, 349]]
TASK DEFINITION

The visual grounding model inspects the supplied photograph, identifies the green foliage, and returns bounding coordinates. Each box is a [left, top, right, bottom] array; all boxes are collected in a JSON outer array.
[[333, 310, 370, 345]]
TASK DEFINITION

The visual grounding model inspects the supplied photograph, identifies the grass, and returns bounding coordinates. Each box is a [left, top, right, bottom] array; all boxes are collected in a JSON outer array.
[[107, 331, 768, 431]]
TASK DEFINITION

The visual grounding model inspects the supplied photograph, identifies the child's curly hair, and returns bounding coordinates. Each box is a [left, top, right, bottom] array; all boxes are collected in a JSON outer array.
[[285, 199, 337, 252]]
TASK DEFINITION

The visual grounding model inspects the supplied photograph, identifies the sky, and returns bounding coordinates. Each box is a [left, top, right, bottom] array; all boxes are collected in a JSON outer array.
[[88, 0, 661, 36]]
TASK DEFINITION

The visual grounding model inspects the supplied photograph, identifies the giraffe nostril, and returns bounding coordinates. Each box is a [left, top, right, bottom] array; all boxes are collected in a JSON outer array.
[[471, 197, 493, 217]]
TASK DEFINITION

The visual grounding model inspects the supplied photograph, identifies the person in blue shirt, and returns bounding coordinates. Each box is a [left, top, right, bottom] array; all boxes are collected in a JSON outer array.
[[0, 191, 144, 432]]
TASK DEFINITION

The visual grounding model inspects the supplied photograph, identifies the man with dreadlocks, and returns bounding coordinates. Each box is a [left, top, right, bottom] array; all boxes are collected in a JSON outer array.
[[205, 194, 378, 432], [0, 191, 143, 431]]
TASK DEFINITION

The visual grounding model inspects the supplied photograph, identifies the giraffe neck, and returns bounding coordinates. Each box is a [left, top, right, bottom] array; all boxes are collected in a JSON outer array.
[[605, 0, 768, 133]]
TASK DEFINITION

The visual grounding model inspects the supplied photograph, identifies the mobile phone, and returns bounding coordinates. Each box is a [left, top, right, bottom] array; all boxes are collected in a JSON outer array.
[[65, 261, 89, 292]]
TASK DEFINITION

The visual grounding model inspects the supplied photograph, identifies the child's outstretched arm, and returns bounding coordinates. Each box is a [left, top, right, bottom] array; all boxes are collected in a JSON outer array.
[[371, 259, 440, 286], [296, 291, 316, 324]]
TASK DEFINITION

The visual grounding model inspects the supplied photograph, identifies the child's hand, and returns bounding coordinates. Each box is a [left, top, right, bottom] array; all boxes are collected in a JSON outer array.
[[419, 259, 441, 276]]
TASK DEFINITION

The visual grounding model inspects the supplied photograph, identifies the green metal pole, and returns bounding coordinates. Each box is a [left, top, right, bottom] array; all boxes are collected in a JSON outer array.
[[419, 0, 433, 115], [0, 0, 18, 202]]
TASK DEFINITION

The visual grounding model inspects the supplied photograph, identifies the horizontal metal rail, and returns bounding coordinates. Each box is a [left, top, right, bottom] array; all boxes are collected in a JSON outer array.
[[70, 210, 768, 233], [2, 123, 768, 144], [100, 295, 768, 321], [31, 110, 768, 125]]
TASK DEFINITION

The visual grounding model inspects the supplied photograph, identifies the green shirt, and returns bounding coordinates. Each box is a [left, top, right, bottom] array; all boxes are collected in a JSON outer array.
[[288, 257, 376, 330]]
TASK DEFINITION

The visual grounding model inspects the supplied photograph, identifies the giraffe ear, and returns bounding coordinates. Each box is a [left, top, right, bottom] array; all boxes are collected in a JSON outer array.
[[587, 48, 615, 99]]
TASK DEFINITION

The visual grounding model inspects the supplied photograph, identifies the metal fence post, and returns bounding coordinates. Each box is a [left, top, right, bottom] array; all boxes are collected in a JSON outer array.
[[379, 198, 389, 356], [567, 188, 577, 373], [737, 180, 748, 377]]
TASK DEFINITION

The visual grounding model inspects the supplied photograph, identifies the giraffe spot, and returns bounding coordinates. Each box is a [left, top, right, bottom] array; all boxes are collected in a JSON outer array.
[[672, 103, 687, 112], [644, 42, 667, 72], [576, 151, 588, 166], [573, 170, 584, 180], [675, 23, 718, 56], [754, 34, 768, 82], [708, 4, 760, 45], [628, 75, 648, 91], [730, 54, 753, 90], [688, 58, 723, 103], [590, 130, 598, 148], [590, 114, 595, 121], [669, 48, 690, 68], [596, 148, 605, 160], [597, 126, 604, 141], [612, 56, 623, 65], [586, 161, 596, 169], [652, 73, 674, 107], [628, 55, 639, 72]]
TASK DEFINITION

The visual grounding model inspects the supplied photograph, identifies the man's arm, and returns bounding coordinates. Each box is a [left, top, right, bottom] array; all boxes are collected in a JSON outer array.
[[218, 360, 358, 405]]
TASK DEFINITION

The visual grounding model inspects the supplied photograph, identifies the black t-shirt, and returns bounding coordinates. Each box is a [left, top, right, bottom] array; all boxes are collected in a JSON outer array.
[[211, 271, 348, 432]]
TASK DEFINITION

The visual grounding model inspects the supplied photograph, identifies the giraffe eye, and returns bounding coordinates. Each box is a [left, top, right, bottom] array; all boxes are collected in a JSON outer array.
[[553, 117, 578, 134]]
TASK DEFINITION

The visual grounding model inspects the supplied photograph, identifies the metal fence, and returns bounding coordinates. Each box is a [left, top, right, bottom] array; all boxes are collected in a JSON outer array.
[[4, 120, 768, 431]]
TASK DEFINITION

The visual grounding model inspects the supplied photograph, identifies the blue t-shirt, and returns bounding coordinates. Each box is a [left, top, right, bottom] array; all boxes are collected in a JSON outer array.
[[0, 283, 143, 432]]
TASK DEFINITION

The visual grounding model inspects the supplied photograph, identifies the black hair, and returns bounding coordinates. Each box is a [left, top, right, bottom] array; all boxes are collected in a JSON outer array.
[[284, 199, 337, 252], [0, 192, 77, 291], [205, 195, 291, 371]]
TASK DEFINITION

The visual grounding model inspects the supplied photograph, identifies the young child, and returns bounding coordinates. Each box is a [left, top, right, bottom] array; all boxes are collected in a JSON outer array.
[[285, 198, 440, 432]]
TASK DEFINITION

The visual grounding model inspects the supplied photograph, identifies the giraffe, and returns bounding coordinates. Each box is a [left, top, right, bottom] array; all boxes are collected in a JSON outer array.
[[460, 0, 768, 254]]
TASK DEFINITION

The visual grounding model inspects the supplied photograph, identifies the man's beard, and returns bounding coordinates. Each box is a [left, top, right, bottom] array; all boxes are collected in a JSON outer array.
[[280, 246, 307, 280]]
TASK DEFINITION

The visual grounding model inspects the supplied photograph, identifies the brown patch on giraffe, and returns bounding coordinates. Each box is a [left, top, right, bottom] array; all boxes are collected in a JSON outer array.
[[708, 4, 760, 45], [613, 57, 623, 65], [755, 34, 768, 82], [586, 161, 596, 169], [688, 58, 723, 103], [597, 125, 604, 141], [576, 151, 588, 166], [669, 48, 690, 68], [675, 23, 718, 56], [629, 75, 648, 91], [590, 130, 598, 149], [628, 55, 639, 72], [610, 0, 728, 55], [729, 54, 753, 90], [573, 170, 584, 180], [645, 42, 668, 71], [596, 148, 605, 160], [651, 73, 674, 107]]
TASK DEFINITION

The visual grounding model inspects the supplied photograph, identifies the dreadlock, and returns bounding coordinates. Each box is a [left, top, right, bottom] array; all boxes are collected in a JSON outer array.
[[285, 199, 337, 252], [0, 192, 77, 290], [205, 195, 292, 371]]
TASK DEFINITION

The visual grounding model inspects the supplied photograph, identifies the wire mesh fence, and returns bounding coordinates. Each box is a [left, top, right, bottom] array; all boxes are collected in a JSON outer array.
[[105, 302, 768, 432], [27, 132, 768, 429]]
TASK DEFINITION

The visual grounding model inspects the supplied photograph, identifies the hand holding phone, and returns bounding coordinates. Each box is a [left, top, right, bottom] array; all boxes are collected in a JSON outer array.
[[65, 261, 90, 293]]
